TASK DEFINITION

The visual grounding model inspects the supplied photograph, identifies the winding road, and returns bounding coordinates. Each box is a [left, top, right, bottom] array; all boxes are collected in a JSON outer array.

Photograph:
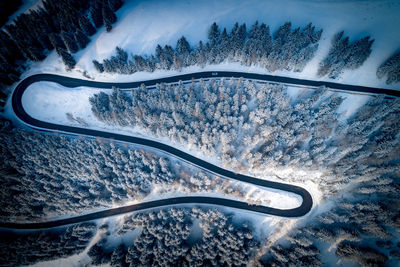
[[5, 71, 398, 229]]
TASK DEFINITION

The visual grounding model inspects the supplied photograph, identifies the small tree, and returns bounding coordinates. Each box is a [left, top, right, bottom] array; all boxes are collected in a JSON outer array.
[[74, 29, 90, 49], [56, 47, 76, 69]]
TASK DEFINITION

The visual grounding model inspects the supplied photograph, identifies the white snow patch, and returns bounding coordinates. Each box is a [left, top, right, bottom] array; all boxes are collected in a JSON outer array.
[[22, 81, 107, 127], [336, 93, 371, 123]]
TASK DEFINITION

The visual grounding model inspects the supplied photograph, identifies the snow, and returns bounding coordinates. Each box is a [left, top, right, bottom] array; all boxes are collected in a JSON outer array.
[[13, 0, 400, 93], [22, 82, 106, 127], [336, 93, 371, 123]]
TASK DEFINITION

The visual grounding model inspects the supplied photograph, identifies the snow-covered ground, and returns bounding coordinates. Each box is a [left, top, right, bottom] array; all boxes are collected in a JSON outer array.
[[11, 0, 400, 93]]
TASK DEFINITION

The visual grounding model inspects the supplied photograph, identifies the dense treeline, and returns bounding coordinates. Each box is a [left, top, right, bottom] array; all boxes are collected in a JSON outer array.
[[87, 207, 258, 266], [0, 0, 122, 98], [95, 22, 380, 81], [93, 21, 323, 74], [377, 50, 400, 84], [318, 31, 374, 78], [90, 78, 400, 196], [0, 222, 96, 266]]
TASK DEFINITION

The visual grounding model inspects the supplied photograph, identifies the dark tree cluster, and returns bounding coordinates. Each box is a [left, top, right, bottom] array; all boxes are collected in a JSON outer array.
[[93, 46, 134, 74], [0, 0, 122, 98], [86, 207, 258, 266], [376, 50, 400, 84], [93, 21, 322, 74], [0, 119, 179, 222], [0, 0, 22, 27], [318, 31, 374, 79], [336, 242, 389, 266], [0, 222, 96, 266]]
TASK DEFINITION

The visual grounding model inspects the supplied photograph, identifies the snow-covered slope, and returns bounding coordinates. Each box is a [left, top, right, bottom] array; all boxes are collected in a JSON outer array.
[[18, 0, 400, 91]]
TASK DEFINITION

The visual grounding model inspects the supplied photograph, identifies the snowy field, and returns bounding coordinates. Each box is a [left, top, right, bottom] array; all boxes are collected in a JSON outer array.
[[11, 0, 400, 93]]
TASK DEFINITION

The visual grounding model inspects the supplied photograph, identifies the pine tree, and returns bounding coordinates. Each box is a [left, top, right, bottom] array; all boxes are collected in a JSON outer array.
[[90, 0, 103, 28], [377, 51, 400, 84], [49, 33, 66, 50], [176, 36, 190, 55], [208, 22, 220, 46], [219, 28, 229, 61], [108, 0, 123, 12], [56, 47, 76, 69], [26, 45, 46, 61], [93, 60, 104, 72], [102, 0, 117, 32], [61, 31, 78, 53], [74, 29, 90, 49], [79, 16, 96, 36]]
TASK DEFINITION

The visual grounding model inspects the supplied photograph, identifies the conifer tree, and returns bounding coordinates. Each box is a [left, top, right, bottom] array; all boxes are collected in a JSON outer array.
[[49, 33, 66, 50], [102, 0, 117, 32], [61, 31, 78, 53], [90, 0, 103, 28], [56, 47, 76, 69], [93, 60, 104, 72], [79, 16, 96, 36], [108, 0, 123, 12], [74, 29, 90, 49]]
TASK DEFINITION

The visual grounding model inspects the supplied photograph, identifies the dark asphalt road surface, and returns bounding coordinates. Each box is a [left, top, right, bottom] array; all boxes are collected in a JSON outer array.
[[8, 70, 394, 229]]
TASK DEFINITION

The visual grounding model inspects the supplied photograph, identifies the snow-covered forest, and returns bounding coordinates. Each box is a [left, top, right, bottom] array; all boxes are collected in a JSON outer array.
[[0, 222, 96, 266], [87, 208, 258, 266], [93, 21, 323, 74], [90, 78, 400, 196], [87, 77, 400, 264], [93, 21, 376, 81], [1, 0, 400, 266], [2, 55, 399, 267], [3, 189, 399, 267], [317, 31, 374, 79], [377, 50, 400, 84], [0, 118, 283, 222], [262, 168, 400, 266]]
